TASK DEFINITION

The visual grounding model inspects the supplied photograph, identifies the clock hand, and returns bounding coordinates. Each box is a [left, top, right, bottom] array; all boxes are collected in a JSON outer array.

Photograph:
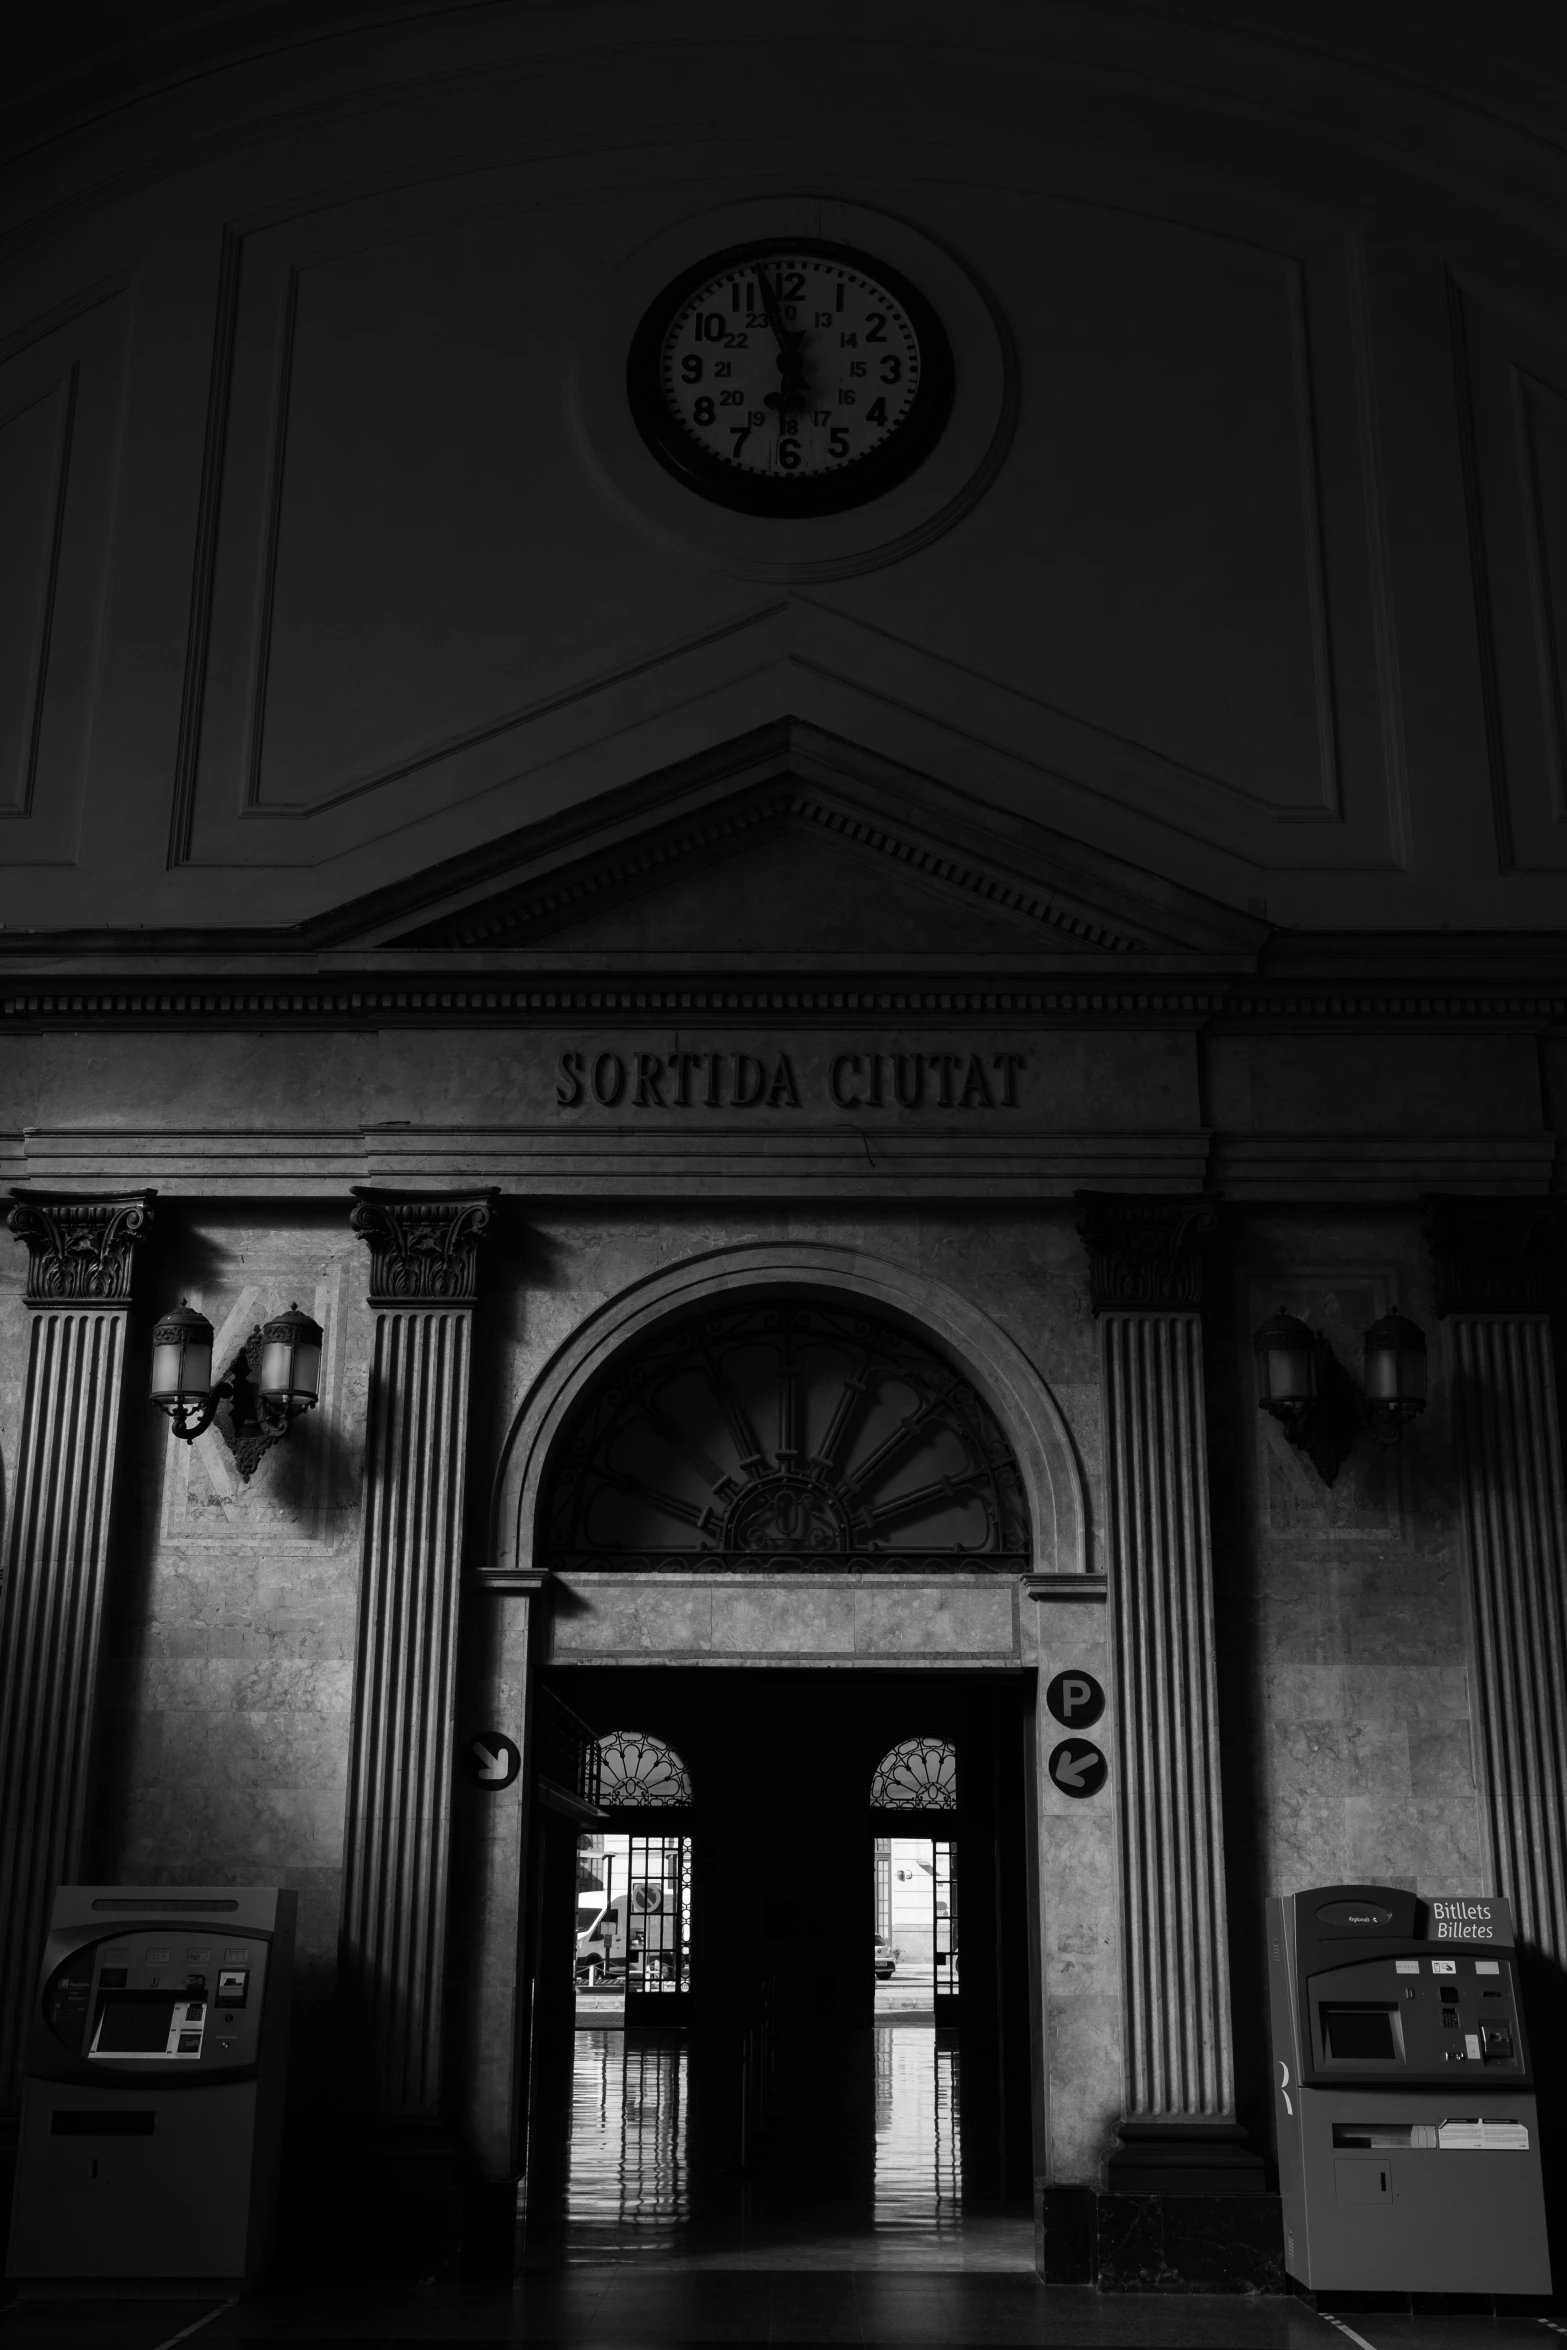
[[754, 264, 809, 418]]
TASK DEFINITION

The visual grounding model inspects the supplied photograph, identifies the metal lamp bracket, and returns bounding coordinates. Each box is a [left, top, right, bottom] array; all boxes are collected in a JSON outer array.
[[213, 1326, 306, 1482], [1260, 1332, 1367, 1487]]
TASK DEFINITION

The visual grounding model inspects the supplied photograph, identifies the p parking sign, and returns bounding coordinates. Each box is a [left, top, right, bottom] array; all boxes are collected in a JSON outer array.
[[1045, 1669, 1105, 1729]]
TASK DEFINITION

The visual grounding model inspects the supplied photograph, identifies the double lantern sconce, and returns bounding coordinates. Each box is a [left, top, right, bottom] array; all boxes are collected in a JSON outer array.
[[151, 1300, 322, 1477], [147, 1288, 1424, 1492], [1254, 1304, 1427, 1484]]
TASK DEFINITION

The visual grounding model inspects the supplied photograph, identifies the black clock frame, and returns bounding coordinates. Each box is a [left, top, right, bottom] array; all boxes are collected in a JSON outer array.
[[626, 238, 955, 518]]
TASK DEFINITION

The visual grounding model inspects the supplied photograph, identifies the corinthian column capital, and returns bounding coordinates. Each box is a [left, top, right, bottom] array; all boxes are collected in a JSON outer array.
[[7, 1189, 156, 1305], [1073, 1192, 1218, 1314], [1421, 1194, 1564, 1317], [348, 1188, 499, 1305]]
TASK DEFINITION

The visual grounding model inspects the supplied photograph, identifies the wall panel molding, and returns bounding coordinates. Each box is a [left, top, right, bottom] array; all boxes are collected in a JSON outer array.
[[0, 280, 128, 865], [0, 367, 76, 817], [167, 166, 1400, 887], [1450, 279, 1567, 872]]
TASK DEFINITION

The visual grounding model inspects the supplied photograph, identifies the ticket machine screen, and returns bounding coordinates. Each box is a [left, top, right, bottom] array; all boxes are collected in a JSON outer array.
[[37, 1934, 267, 2076], [1305, 1953, 1529, 2082]]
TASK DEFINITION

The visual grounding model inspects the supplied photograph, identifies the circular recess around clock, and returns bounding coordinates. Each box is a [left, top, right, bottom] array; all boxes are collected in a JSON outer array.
[[627, 241, 954, 516]]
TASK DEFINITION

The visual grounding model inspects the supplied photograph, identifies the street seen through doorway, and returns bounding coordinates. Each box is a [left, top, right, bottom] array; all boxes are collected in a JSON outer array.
[[572, 1833, 955, 2024]]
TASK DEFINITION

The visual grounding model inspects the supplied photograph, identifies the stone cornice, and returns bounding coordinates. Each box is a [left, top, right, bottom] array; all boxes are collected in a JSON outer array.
[[2, 973, 1567, 1027], [5, 1188, 155, 1305]]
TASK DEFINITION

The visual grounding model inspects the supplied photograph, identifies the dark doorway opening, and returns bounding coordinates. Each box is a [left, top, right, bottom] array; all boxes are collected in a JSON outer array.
[[521, 1665, 1035, 2263]]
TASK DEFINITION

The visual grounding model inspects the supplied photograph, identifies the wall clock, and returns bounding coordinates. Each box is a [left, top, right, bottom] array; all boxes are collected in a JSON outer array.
[[627, 240, 954, 517]]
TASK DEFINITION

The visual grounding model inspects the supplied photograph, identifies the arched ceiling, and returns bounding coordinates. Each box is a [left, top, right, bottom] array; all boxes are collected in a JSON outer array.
[[8, 2, 1567, 180]]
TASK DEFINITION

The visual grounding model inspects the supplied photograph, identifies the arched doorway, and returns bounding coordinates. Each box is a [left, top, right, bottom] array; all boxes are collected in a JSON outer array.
[[517, 1285, 1042, 2259]]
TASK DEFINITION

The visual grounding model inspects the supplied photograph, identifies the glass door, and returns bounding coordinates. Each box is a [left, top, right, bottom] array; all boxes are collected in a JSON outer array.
[[932, 1838, 959, 2026], [623, 1832, 692, 2022]]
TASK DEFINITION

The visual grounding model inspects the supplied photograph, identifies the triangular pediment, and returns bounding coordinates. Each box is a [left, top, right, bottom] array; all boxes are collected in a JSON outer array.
[[316, 723, 1266, 965]]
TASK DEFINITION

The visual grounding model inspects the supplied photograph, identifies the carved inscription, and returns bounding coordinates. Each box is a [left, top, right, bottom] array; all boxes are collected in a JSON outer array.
[[555, 1045, 1027, 1111]]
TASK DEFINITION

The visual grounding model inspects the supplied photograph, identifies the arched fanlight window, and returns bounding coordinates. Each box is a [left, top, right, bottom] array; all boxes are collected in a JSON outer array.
[[596, 1729, 693, 1808], [545, 1302, 1029, 1574], [870, 1737, 956, 1811]]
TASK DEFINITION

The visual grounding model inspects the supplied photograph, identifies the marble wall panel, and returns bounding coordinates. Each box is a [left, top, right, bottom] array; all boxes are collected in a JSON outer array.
[[1046, 1996, 1123, 2182], [452, 1590, 535, 2180], [710, 1586, 857, 1655], [853, 1584, 1017, 1657], [94, 1206, 369, 2101], [1034, 1598, 1120, 2181], [548, 1579, 715, 1657], [1229, 1220, 1482, 1913]]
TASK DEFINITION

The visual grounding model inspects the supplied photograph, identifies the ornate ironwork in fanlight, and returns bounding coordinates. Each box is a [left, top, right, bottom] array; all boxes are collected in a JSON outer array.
[[871, 1738, 957, 1811], [597, 1730, 693, 1808], [545, 1303, 1029, 1575]]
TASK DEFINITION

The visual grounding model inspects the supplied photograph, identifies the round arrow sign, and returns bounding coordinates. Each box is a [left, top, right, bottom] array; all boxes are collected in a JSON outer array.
[[1048, 1738, 1108, 1799], [1045, 1669, 1105, 1729], [462, 1730, 520, 1791]]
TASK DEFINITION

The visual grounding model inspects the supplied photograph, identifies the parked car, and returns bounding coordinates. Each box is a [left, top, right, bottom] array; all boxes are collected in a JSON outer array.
[[874, 1933, 899, 1978]]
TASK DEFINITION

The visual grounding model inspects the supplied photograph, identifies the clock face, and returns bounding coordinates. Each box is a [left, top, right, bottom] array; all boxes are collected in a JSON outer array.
[[628, 240, 953, 516]]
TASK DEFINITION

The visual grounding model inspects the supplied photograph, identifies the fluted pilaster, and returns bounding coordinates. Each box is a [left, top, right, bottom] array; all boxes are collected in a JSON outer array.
[[340, 1190, 496, 2116], [1448, 1316, 1567, 1962], [0, 1189, 153, 2106], [1103, 1311, 1233, 2119], [1424, 1197, 1567, 1966], [1074, 1194, 1257, 2194]]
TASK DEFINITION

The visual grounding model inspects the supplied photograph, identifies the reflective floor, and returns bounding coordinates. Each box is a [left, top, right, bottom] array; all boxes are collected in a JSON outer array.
[[541, 2023, 996, 2269], [2, 2279, 1562, 2345], [4, 2030, 1561, 2342]]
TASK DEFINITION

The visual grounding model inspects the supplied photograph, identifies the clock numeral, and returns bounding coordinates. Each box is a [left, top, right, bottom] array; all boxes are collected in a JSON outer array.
[[814, 311, 832, 327], [713, 362, 732, 378], [729, 426, 752, 458], [693, 396, 715, 425], [723, 334, 749, 350], [829, 426, 850, 458], [680, 355, 703, 384], [695, 313, 726, 342], [838, 389, 857, 407], [836, 281, 846, 311], [747, 312, 768, 330], [778, 437, 802, 471], [839, 331, 858, 347], [865, 397, 888, 426], [813, 409, 831, 426], [749, 410, 767, 425], [880, 356, 903, 385], [720, 390, 744, 406], [782, 269, 806, 299], [848, 360, 866, 378], [865, 312, 887, 343]]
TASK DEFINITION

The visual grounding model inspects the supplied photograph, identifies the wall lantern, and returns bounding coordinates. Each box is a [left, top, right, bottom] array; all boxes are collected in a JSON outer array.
[[1252, 1309, 1318, 1441], [151, 1299, 322, 1469], [1254, 1303, 1427, 1483], [1361, 1306, 1428, 1446]]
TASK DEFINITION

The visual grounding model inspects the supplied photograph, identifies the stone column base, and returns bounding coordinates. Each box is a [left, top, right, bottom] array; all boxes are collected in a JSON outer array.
[[1105, 2119, 1267, 2196], [1036, 2182, 1284, 2293], [289, 2120, 466, 2283]]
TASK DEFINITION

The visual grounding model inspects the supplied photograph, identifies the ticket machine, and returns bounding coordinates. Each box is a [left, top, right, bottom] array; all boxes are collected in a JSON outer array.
[[6, 1885, 295, 2288], [1267, 1883, 1551, 2295]]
